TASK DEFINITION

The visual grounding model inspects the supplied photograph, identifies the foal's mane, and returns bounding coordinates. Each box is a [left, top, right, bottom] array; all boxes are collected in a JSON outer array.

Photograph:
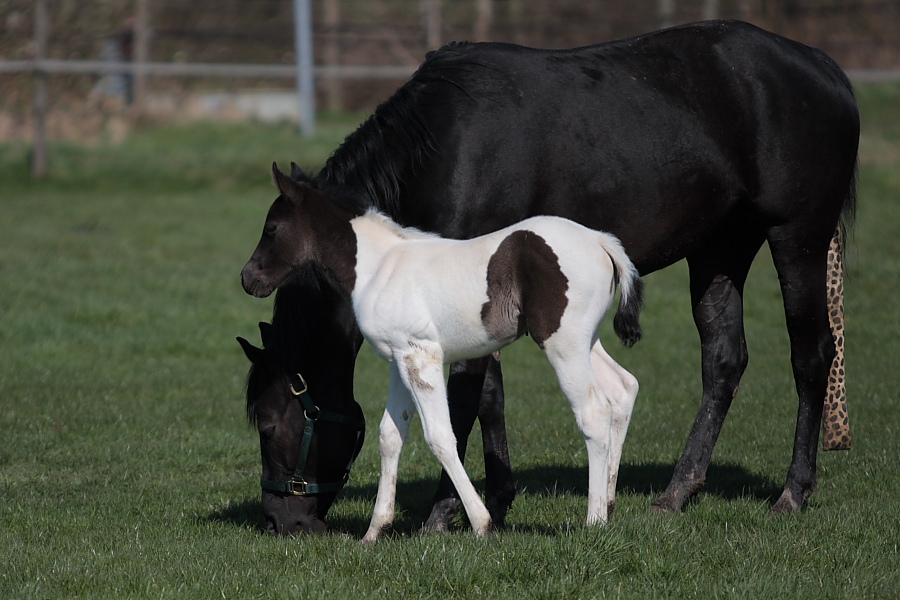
[[359, 208, 441, 241]]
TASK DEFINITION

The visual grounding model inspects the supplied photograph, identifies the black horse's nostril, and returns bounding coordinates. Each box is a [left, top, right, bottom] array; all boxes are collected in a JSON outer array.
[[265, 516, 284, 537]]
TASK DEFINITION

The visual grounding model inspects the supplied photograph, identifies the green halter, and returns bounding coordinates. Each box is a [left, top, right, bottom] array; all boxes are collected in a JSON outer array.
[[260, 373, 366, 496]]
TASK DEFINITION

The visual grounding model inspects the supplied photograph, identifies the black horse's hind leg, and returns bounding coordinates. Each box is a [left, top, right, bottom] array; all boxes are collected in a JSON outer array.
[[767, 233, 835, 514], [652, 234, 762, 512], [476, 354, 515, 524], [421, 354, 514, 532]]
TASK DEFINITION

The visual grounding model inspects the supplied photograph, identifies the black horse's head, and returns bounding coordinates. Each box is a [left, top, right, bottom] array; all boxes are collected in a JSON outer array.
[[238, 278, 364, 536]]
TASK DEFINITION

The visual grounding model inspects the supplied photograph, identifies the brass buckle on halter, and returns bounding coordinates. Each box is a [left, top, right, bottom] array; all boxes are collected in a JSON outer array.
[[289, 373, 308, 397], [287, 479, 309, 495]]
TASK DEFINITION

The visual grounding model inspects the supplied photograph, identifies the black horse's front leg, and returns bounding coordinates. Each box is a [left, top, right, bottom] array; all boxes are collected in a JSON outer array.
[[421, 354, 514, 532], [475, 353, 515, 525]]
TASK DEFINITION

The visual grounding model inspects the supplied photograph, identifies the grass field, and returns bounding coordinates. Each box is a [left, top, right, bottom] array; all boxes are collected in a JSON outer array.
[[1, 84, 898, 599]]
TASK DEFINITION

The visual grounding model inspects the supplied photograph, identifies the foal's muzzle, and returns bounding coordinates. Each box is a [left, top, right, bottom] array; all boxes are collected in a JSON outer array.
[[241, 263, 274, 298]]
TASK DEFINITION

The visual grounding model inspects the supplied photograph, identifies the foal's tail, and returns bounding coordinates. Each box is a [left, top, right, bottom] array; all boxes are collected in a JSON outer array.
[[601, 234, 644, 348]]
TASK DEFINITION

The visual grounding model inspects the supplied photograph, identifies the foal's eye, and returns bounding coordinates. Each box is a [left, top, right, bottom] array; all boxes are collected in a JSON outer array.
[[264, 222, 277, 236]]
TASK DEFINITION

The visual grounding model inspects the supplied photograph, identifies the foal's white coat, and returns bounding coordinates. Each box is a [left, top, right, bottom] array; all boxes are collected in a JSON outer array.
[[352, 211, 639, 543]]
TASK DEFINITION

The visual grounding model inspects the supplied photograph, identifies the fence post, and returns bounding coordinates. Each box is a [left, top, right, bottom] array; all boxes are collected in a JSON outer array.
[[32, 0, 49, 178], [474, 0, 493, 41], [658, 0, 675, 29], [133, 0, 151, 108], [702, 0, 719, 21], [423, 0, 441, 49], [323, 0, 342, 112], [294, 0, 315, 135]]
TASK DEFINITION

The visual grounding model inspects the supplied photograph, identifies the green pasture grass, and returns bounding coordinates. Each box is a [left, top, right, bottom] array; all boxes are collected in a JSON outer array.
[[1, 84, 899, 598]]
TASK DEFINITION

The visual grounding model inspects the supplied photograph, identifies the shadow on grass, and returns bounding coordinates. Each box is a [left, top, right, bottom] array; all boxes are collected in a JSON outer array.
[[618, 461, 782, 502], [205, 498, 266, 532], [207, 460, 781, 537]]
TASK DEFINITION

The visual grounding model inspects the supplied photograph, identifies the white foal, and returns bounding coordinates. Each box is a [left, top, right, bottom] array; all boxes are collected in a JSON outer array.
[[350, 211, 641, 542]]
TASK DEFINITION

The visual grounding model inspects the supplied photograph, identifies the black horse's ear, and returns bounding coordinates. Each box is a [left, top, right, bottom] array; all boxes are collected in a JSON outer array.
[[258, 321, 275, 348], [272, 162, 304, 202], [237, 336, 265, 365]]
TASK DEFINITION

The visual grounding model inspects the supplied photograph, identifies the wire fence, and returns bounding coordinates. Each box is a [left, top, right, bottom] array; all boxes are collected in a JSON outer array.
[[2, 0, 899, 174]]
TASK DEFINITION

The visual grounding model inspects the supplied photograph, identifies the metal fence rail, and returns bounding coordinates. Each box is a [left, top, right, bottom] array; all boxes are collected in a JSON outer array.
[[0, 59, 415, 79]]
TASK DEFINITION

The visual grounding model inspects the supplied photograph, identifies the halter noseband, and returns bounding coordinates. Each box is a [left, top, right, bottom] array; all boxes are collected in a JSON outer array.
[[260, 373, 366, 496]]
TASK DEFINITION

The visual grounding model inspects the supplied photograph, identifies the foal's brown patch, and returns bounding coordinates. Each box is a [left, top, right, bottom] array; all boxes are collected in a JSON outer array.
[[403, 346, 437, 391], [480, 230, 569, 348]]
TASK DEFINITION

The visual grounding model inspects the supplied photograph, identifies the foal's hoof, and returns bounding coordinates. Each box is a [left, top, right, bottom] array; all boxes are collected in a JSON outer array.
[[473, 520, 494, 539], [361, 524, 390, 546]]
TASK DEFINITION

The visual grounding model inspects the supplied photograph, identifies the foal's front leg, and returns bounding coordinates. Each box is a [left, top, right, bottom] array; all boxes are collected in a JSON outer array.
[[362, 363, 416, 544], [424, 354, 514, 533], [398, 344, 493, 537]]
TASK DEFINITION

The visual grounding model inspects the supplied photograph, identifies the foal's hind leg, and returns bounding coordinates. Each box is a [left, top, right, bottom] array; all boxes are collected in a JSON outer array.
[[589, 339, 639, 514], [423, 355, 514, 533], [544, 340, 613, 525]]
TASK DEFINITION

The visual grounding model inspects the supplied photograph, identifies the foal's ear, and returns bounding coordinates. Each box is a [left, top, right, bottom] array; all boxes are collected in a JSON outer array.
[[237, 336, 266, 365], [289, 161, 310, 183], [271, 162, 307, 202]]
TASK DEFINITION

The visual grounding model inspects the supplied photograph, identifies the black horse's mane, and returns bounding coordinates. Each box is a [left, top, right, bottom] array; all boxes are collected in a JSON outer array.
[[311, 81, 437, 221], [304, 41, 507, 221]]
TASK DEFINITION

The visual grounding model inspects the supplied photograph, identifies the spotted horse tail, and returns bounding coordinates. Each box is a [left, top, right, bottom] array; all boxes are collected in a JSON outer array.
[[823, 227, 851, 451]]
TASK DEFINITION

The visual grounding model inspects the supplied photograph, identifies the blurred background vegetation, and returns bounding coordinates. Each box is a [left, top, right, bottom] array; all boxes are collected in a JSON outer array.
[[1, 0, 898, 147]]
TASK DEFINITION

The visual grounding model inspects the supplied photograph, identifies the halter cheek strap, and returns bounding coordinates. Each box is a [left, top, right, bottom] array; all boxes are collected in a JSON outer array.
[[260, 373, 366, 496]]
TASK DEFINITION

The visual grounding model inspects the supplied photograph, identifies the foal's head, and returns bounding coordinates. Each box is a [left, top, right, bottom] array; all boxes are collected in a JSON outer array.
[[241, 162, 354, 298]]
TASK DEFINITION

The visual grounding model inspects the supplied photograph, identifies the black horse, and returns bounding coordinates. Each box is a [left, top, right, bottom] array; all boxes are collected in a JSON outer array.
[[239, 20, 859, 536], [237, 270, 366, 534]]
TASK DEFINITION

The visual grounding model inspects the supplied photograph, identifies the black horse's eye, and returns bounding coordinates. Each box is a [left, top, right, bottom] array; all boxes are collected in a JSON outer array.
[[264, 222, 277, 236], [260, 424, 276, 440]]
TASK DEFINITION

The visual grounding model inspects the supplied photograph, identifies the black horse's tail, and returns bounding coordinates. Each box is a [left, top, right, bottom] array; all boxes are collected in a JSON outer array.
[[602, 235, 644, 348], [819, 61, 858, 451], [821, 136, 858, 451]]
